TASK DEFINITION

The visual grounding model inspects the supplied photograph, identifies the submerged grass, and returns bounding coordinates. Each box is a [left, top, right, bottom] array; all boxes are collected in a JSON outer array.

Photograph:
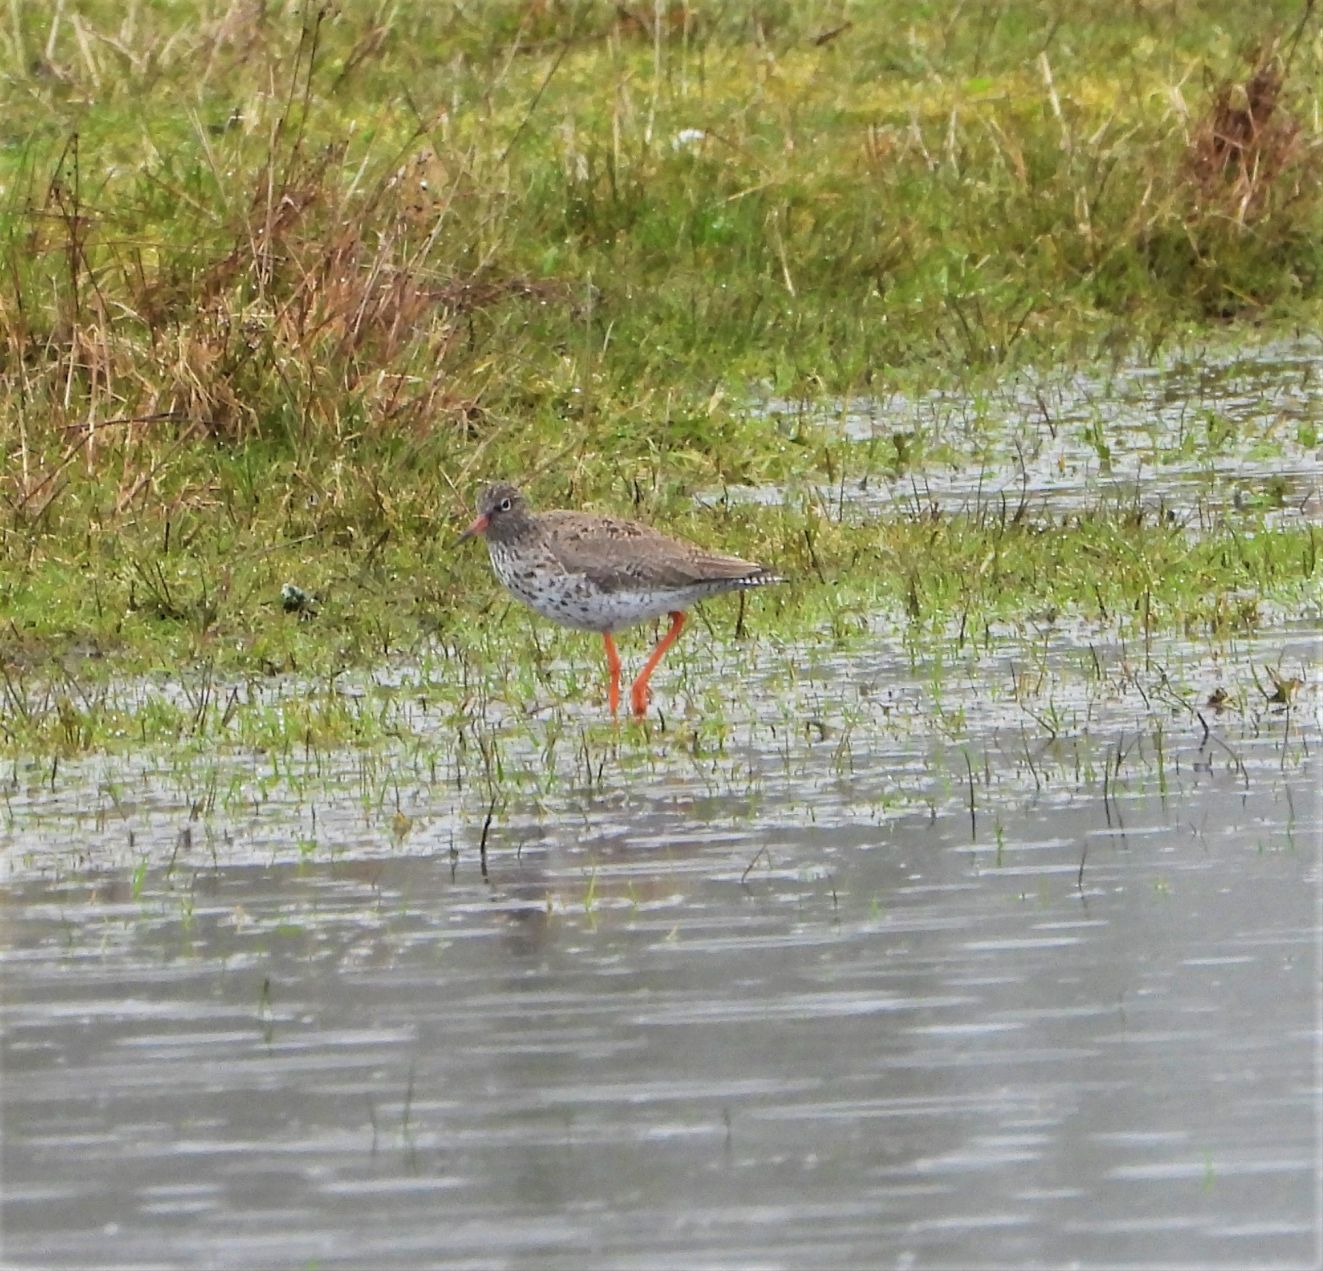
[[0, 1, 1319, 754], [0, 497, 1314, 755]]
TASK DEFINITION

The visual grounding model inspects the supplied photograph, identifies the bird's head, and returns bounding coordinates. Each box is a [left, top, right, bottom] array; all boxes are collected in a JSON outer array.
[[454, 482, 530, 546]]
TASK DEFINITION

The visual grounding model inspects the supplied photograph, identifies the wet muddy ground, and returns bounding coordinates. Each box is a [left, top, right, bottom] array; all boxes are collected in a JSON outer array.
[[2, 347, 1320, 1268]]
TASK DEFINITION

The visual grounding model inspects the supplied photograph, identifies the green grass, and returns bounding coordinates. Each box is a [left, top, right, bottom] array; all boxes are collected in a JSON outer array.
[[0, 0, 1319, 753], [0, 495, 1313, 754]]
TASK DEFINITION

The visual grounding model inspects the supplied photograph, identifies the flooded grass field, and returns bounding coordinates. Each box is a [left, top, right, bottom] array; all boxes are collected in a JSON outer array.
[[5, 1, 1323, 1261], [750, 338, 1322, 527], [2, 350, 1321, 1268]]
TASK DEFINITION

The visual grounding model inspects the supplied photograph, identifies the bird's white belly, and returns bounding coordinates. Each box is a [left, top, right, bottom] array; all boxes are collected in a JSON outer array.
[[557, 585, 707, 632]]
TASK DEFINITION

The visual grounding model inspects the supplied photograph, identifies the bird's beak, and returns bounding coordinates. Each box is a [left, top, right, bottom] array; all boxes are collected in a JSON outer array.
[[452, 512, 489, 547]]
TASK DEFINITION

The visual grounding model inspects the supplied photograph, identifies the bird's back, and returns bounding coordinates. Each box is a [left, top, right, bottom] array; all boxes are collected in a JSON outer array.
[[536, 510, 778, 594]]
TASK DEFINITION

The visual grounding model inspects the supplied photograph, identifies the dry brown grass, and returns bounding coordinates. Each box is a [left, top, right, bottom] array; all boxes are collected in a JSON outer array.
[[1184, 47, 1313, 224]]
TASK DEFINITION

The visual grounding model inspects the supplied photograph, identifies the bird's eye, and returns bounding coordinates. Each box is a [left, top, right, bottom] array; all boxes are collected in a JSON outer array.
[[499, 497, 512, 512]]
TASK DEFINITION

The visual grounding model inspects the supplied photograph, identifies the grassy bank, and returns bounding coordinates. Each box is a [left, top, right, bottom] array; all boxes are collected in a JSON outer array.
[[1, 0, 1319, 744]]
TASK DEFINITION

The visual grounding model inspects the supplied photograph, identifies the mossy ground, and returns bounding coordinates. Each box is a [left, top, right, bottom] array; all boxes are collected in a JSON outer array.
[[1, 1, 1319, 753]]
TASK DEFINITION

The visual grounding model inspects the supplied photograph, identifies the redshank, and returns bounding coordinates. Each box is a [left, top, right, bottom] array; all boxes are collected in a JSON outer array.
[[456, 482, 783, 718]]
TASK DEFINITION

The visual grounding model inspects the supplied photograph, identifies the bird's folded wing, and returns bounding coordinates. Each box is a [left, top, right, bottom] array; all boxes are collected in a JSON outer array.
[[540, 512, 764, 591]]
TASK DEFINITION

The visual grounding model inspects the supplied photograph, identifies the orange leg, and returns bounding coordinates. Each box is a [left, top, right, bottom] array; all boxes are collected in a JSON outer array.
[[629, 611, 686, 718], [602, 632, 622, 717]]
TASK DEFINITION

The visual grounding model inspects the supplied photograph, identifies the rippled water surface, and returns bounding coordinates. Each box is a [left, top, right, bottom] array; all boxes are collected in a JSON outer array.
[[2, 348, 1321, 1269]]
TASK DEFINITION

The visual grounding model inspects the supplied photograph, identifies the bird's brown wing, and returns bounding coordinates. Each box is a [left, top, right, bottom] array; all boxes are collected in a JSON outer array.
[[538, 511, 768, 591]]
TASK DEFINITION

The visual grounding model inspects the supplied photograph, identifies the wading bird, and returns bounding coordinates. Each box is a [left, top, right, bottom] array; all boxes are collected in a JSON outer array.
[[456, 483, 783, 718]]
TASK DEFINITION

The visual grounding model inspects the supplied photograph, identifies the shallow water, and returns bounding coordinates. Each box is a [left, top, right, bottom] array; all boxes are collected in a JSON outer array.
[[747, 337, 1322, 529], [2, 617, 1319, 1269], [2, 345, 1322, 1268]]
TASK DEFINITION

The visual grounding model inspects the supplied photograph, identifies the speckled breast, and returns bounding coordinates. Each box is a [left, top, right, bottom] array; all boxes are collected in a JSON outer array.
[[487, 543, 718, 633], [487, 543, 595, 630]]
